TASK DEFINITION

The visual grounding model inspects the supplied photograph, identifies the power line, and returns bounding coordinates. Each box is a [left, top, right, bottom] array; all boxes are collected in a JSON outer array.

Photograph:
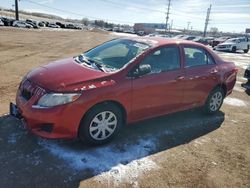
[[98, 0, 165, 14], [98, 0, 204, 21], [23, 0, 134, 24]]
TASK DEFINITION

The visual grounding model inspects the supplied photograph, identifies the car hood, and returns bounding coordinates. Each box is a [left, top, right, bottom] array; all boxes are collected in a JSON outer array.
[[27, 57, 114, 92]]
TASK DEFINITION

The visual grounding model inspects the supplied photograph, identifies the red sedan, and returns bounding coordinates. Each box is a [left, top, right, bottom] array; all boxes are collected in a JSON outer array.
[[10, 38, 237, 145]]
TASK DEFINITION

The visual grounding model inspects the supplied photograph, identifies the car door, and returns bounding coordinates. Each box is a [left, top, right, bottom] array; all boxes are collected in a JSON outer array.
[[130, 45, 185, 121], [182, 45, 220, 108]]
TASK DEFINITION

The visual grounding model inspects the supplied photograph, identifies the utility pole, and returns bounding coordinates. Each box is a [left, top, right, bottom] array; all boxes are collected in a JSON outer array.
[[165, 0, 171, 33], [187, 21, 191, 31], [203, 4, 212, 37], [15, 0, 19, 20]]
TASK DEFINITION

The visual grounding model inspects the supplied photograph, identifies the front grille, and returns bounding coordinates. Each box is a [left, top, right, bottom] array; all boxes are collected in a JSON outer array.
[[19, 79, 46, 101], [22, 88, 33, 100]]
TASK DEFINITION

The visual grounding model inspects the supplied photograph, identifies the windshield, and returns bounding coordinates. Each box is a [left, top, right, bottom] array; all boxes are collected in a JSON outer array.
[[77, 39, 150, 72]]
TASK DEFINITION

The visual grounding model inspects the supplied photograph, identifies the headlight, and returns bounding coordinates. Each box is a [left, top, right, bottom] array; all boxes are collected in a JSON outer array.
[[36, 93, 81, 108]]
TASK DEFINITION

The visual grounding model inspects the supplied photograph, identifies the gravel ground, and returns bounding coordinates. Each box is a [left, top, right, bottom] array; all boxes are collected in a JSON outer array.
[[0, 28, 249, 188]]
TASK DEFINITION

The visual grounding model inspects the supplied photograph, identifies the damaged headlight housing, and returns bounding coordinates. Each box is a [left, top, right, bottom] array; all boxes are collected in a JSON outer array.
[[36, 93, 81, 108]]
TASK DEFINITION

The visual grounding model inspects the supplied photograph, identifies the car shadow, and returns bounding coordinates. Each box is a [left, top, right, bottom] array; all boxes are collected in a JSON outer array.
[[0, 109, 224, 188]]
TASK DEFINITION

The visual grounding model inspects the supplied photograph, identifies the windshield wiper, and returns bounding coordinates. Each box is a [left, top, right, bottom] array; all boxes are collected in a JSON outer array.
[[77, 55, 104, 72]]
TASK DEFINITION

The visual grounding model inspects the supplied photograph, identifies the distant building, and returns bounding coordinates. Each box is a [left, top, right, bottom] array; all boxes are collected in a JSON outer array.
[[134, 23, 167, 34]]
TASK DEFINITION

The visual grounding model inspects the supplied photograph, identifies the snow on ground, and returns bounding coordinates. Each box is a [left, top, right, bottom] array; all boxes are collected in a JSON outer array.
[[217, 52, 250, 69], [94, 157, 158, 187], [110, 32, 137, 38], [224, 97, 247, 107], [233, 85, 245, 92], [38, 130, 171, 174]]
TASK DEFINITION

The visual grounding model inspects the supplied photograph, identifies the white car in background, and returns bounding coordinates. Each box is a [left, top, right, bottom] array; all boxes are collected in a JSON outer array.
[[0, 19, 4, 26], [47, 23, 60, 28], [215, 37, 250, 53], [13, 21, 32, 28]]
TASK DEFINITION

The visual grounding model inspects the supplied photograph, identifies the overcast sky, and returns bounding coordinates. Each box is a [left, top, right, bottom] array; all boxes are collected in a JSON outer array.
[[0, 0, 249, 32]]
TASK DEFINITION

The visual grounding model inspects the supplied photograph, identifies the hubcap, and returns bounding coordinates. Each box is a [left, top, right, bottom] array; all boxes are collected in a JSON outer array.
[[209, 91, 223, 111], [89, 111, 117, 140]]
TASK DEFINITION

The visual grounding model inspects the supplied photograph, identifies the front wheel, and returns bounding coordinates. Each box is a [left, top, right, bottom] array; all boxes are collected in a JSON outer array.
[[78, 103, 123, 145], [204, 87, 224, 114], [232, 46, 236, 53]]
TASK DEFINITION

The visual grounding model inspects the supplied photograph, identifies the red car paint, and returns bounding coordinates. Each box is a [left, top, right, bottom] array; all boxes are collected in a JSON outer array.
[[15, 38, 237, 139]]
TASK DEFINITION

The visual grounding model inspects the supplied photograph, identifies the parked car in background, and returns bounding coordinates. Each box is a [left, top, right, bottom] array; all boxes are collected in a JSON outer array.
[[204, 37, 214, 45], [193, 37, 209, 45], [10, 38, 237, 145], [211, 36, 230, 47], [12, 21, 32, 28], [173, 34, 185, 39], [47, 23, 60, 28], [56, 22, 66, 28], [0, 19, 4, 26], [241, 66, 250, 93], [38, 21, 46, 27], [0, 17, 15, 26], [215, 37, 249, 53], [182, 35, 197, 40], [26, 19, 39, 29]]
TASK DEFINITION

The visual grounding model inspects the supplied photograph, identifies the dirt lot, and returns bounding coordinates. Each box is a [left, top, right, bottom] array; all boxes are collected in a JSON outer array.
[[0, 28, 249, 188]]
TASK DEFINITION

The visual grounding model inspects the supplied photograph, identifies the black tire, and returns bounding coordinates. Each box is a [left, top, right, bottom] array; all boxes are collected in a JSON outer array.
[[204, 87, 225, 114], [78, 103, 123, 145], [232, 46, 236, 53], [243, 46, 249, 53]]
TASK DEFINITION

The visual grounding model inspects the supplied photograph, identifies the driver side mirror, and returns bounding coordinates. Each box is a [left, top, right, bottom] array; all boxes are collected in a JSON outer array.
[[130, 64, 151, 78]]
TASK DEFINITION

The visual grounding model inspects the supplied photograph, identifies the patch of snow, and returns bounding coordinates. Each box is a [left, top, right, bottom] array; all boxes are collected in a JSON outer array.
[[237, 77, 247, 82], [94, 157, 158, 187], [7, 132, 23, 144], [236, 81, 243, 85], [110, 32, 137, 38], [224, 97, 247, 107], [38, 131, 171, 173], [231, 120, 238, 123], [234, 61, 249, 69], [233, 85, 245, 92]]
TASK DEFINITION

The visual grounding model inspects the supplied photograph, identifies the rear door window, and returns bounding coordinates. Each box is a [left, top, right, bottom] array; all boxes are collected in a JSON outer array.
[[184, 47, 215, 67]]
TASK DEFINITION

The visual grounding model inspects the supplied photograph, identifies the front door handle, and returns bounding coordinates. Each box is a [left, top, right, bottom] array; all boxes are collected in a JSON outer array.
[[175, 76, 185, 81], [210, 69, 218, 74]]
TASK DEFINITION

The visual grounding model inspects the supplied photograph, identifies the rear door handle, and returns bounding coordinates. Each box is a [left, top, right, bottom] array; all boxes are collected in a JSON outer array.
[[210, 69, 218, 74], [175, 76, 185, 81]]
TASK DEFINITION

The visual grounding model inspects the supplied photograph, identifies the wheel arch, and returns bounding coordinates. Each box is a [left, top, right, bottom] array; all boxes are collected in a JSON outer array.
[[77, 100, 127, 137], [213, 83, 227, 97]]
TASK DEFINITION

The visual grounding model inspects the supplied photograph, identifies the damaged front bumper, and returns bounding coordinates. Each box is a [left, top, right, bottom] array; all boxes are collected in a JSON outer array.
[[10, 102, 22, 119]]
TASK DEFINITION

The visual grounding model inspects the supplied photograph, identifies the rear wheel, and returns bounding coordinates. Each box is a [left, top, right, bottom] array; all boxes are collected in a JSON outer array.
[[243, 45, 249, 53], [204, 87, 224, 114], [78, 103, 123, 145]]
